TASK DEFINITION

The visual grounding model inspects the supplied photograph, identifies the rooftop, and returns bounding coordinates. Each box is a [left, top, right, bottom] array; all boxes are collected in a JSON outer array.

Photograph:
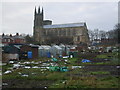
[[43, 22, 85, 29]]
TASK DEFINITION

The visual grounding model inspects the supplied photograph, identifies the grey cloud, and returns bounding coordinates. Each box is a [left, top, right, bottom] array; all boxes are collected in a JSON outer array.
[[1, 2, 118, 35]]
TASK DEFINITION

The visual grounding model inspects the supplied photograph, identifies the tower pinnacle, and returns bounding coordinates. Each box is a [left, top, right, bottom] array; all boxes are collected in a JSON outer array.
[[34, 6, 37, 15], [38, 6, 40, 14]]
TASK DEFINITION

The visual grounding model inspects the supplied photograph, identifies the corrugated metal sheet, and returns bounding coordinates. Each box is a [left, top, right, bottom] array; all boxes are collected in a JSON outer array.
[[43, 23, 85, 29]]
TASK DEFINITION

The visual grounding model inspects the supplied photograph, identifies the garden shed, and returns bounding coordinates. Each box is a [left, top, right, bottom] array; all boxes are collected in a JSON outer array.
[[38, 45, 51, 58], [50, 45, 62, 57], [20, 44, 39, 59], [2, 45, 21, 62]]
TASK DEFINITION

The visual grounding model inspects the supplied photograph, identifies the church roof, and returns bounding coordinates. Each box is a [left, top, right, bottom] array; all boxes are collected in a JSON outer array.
[[43, 23, 85, 29]]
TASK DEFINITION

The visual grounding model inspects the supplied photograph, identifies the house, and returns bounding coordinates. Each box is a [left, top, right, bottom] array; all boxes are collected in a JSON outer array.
[[2, 34, 14, 45], [13, 33, 25, 44], [2, 33, 25, 45]]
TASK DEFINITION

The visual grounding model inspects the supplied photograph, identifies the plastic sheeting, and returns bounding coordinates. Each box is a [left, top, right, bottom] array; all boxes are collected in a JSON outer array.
[[52, 58, 58, 61], [82, 59, 91, 63]]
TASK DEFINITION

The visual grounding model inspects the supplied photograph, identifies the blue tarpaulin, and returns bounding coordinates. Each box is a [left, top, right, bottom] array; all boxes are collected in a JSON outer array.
[[82, 59, 91, 63]]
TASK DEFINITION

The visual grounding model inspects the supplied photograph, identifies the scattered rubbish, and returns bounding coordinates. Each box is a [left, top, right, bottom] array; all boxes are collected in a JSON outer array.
[[70, 55, 73, 58], [50, 63, 58, 66], [24, 62, 30, 64], [4, 70, 12, 74], [24, 66, 30, 69], [49, 66, 68, 72], [60, 67, 68, 72], [39, 61, 42, 63], [40, 67, 46, 69], [18, 62, 21, 64], [41, 63, 49, 66], [13, 64, 21, 69], [63, 56, 69, 59], [32, 66, 39, 68], [9, 61, 14, 64], [62, 81, 66, 84], [31, 61, 35, 64], [72, 66, 82, 69], [46, 67, 49, 69], [42, 63, 50, 66], [65, 59, 68, 62], [34, 62, 39, 64], [47, 60, 50, 62], [20, 65, 25, 68], [49, 66, 60, 71], [41, 69, 47, 71], [52, 58, 58, 61], [32, 73, 36, 75], [104, 59, 110, 61], [82, 59, 91, 63], [18, 72, 21, 75], [116, 66, 120, 68], [51, 55, 53, 58], [21, 74, 28, 77], [44, 86, 47, 89], [2, 83, 8, 86]]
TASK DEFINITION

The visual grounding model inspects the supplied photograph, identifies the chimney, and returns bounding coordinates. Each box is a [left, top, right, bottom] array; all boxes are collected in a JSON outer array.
[[10, 34, 12, 37], [16, 33, 19, 36], [2, 33, 4, 37]]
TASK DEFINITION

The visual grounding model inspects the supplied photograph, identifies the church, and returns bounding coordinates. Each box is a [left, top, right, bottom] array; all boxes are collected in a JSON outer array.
[[33, 7, 89, 45]]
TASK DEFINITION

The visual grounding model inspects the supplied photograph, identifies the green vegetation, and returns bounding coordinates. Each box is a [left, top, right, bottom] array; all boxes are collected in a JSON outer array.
[[2, 52, 120, 88], [2, 64, 13, 72], [49, 76, 119, 88], [90, 71, 110, 75], [96, 54, 108, 59]]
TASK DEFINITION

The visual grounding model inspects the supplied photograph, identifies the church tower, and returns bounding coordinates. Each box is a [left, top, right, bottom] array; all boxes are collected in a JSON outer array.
[[33, 6, 44, 43]]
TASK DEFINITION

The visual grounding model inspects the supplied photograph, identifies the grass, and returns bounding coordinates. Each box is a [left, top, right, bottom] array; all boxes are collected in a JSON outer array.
[[96, 54, 108, 59], [2, 64, 13, 72], [90, 71, 110, 75], [2, 54, 120, 88], [64, 76, 119, 88], [96, 76, 120, 88]]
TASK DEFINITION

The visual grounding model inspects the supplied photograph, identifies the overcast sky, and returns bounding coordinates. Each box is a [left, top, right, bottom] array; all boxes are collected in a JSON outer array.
[[1, 1, 118, 35]]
